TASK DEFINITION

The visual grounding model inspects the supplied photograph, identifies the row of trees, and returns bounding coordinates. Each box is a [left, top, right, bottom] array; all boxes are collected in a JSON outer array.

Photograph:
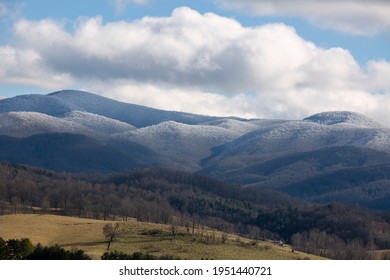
[[0, 237, 178, 260], [251, 204, 386, 246], [0, 237, 90, 260], [0, 164, 257, 231], [291, 229, 371, 260], [101, 251, 179, 260]]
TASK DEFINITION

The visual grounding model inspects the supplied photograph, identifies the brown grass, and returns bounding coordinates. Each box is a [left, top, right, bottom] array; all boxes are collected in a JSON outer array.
[[0, 214, 324, 260], [0, 214, 109, 259]]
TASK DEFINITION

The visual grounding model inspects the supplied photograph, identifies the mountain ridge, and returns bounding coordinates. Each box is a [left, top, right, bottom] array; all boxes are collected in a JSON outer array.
[[304, 111, 387, 128], [1, 90, 389, 209]]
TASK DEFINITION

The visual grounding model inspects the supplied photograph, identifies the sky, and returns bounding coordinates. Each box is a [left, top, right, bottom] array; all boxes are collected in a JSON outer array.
[[0, 0, 389, 123]]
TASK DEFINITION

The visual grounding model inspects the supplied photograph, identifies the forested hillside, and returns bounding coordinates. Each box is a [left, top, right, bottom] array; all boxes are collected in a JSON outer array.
[[1, 163, 389, 259]]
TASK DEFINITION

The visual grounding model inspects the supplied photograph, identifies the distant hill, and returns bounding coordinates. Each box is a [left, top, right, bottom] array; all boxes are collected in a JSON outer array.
[[304, 111, 386, 128], [201, 146, 390, 210], [0, 133, 159, 173], [278, 162, 390, 210], [0, 90, 221, 128]]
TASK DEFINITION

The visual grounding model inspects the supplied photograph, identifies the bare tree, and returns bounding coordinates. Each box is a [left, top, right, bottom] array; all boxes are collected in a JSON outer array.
[[103, 223, 120, 250], [170, 217, 179, 241], [221, 231, 228, 244]]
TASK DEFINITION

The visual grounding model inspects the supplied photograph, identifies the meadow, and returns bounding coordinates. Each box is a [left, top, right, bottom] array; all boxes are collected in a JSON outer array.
[[0, 214, 322, 260]]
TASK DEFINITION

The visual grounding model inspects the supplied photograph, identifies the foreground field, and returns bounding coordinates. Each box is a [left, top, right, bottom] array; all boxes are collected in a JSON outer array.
[[0, 214, 322, 260]]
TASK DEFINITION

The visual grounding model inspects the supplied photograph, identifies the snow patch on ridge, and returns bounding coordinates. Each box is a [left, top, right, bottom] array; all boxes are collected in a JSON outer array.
[[304, 111, 386, 129], [64, 111, 136, 134], [115, 121, 243, 169], [0, 111, 92, 137]]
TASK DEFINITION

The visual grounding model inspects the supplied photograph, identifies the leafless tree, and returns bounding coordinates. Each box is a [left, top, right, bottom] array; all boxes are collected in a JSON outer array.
[[103, 223, 120, 250]]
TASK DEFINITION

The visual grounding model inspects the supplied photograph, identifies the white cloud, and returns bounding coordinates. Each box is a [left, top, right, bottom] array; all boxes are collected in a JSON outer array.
[[1, 7, 390, 124], [88, 81, 258, 119], [363, 60, 390, 93], [214, 0, 390, 35], [0, 46, 73, 89], [111, 0, 150, 14]]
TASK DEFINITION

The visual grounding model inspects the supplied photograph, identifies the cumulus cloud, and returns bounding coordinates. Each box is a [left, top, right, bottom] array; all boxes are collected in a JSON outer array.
[[0, 7, 390, 124], [214, 0, 390, 35], [0, 46, 73, 89], [88, 81, 258, 119]]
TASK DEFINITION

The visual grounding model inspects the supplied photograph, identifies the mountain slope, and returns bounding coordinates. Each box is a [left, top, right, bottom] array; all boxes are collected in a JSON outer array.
[[0, 94, 80, 116], [202, 146, 390, 185], [63, 111, 136, 135], [117, 120, 252, 169], [201, 145, 390, 209], [49, 90, 222, 127], [210, 119, 389, 158], [0, 133, 159, 173], [1, 90, 390, 210], [304, 111, 387, 128], [278, 163, 390, 210], [0, 112, 92, 137], [0, 90, 223, 128], [202, 114, 390, 178]]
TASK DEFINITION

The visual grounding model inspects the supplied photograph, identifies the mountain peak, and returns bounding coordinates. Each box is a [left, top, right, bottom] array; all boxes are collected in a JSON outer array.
[[303, 111, 385, 128], [48, 89, 95, 97]]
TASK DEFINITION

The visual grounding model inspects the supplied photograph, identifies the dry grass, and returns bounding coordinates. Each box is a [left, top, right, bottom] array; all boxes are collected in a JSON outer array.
[[371, 249, 390, 260], [0, 214, 109, 259], [0, 214, 323, 260], [112, 225, 319, 260]]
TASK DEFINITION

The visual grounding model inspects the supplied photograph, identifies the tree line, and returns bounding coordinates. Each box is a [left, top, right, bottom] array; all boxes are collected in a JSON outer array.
[[0, 237, 180, 260], [0, 237, 90, 260]]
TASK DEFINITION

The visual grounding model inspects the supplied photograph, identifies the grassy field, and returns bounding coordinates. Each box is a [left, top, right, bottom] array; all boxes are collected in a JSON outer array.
[[0, 214, 323, 260]]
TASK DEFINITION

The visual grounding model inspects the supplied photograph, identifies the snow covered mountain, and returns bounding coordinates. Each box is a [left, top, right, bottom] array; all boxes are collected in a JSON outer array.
[[0, 111, 92, 137], [206, 117, 390, 160], [63, 111, 136, 135], [201, 112, 390, 184], [1, 90, 390, 208], [0, 90, 221, 128], [0, 89, 389, 175], [304, 111, 387, 128], [116, 120, 247, 169]]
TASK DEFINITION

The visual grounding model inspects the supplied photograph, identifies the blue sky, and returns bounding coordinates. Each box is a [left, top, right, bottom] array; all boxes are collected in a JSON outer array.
[[0, 0, 389, 122]]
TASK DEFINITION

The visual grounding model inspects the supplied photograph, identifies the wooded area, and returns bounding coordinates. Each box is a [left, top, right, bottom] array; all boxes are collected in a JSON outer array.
[[1, 163, 390, 259]]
